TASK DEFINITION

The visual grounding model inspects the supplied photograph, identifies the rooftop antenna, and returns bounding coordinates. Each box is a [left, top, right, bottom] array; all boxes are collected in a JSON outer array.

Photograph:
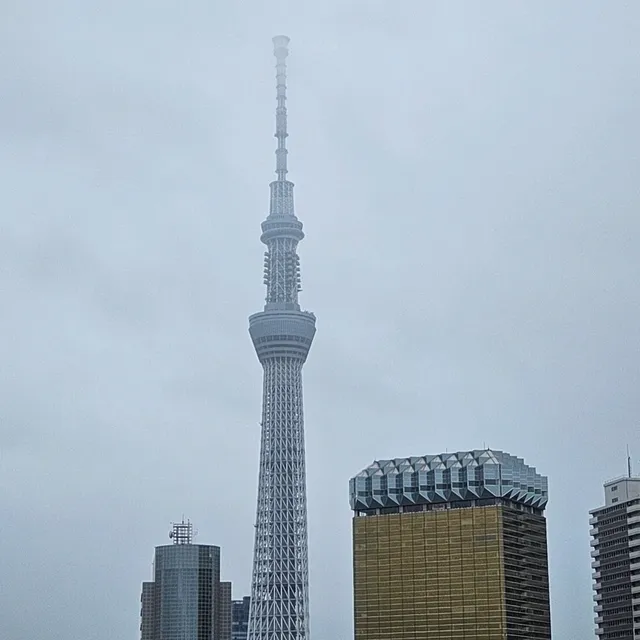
[[169, 518, 193, 545], [628, 445, 633, 478]]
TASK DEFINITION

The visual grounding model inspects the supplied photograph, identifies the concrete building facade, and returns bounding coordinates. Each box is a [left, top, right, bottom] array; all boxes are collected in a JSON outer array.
[[590, 476, 640, 639]]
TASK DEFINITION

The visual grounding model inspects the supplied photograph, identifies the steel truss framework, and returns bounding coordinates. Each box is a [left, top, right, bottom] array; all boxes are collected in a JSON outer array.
[[247, 36, 315, 640], [249, 357, 309, 640]]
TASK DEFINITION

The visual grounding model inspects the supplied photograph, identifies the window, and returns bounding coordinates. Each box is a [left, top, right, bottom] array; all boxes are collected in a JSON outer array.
[[612, 498, 619, 504], [612, 485, 619, 492]]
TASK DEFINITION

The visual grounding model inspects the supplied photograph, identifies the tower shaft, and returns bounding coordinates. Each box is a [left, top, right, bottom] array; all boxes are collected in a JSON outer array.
[[247, 37, 316, 640]]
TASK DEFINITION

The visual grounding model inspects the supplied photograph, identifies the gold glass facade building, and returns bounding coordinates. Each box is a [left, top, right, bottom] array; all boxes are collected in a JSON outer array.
[[350, 450, 551, 640]]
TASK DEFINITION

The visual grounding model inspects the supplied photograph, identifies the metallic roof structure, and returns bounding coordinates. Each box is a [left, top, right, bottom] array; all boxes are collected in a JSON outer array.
[[350, 449, 548, 511], [247, 37, 315, 640]]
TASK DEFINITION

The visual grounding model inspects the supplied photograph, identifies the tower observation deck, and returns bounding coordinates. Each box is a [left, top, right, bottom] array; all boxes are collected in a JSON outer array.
[[247, 36, 316, 640]]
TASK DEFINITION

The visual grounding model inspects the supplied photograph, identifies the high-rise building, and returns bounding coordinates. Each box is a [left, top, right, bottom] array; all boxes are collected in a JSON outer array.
[[220, 582, 232, 640], [590, 474, 640, 639], [232, 597, 251, 640], [247, 36, 316, 640], [350, 450, 551, 640], [140, 581, 155, 640], [139, 520, 228, 640]]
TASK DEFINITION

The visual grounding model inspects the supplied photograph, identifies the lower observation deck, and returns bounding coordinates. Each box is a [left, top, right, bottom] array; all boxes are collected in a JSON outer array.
[[249, 308, 316, 362]]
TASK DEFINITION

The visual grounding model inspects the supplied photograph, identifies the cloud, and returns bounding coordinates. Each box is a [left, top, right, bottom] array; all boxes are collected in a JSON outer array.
[[1, 2, 639, 639]]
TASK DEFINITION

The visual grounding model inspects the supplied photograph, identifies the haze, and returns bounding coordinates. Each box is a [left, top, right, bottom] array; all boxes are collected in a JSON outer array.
[[1, 2, 639, 639]]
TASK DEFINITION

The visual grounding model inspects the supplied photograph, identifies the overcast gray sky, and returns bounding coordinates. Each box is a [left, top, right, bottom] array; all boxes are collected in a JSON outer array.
[[1, 2, 639, 639]]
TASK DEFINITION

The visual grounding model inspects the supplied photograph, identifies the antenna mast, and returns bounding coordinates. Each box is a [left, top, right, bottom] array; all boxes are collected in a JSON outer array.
[[273, 35, 290, 182], [169, 519, 193, 545], [628, 445, 633, 478]]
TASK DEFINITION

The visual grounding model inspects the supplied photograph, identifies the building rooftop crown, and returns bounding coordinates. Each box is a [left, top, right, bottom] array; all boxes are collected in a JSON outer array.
[[604, 474, 640, 486], [349, 449, 548, 512]]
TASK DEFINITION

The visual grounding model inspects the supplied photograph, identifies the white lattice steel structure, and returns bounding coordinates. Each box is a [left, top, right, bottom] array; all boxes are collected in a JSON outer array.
[[247, 36, 316, 640]]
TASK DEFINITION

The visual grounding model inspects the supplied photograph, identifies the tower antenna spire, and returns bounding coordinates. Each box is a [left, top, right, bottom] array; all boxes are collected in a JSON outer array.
[[273, 35, 290, 182], [628, 444, 633, 478]]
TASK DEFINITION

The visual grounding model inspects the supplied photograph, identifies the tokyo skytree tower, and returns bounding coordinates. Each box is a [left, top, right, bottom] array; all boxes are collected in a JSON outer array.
[[247, 36, 316, 640]]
